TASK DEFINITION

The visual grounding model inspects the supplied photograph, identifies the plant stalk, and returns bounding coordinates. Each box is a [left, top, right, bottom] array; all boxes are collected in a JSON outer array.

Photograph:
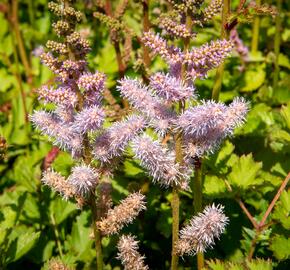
[[193, 159, 204, 269], [273, 0, 282, 89], [171, 185, 180, 270], [90, 196, 103, 270], [250, 0, 261, 53], [212, 0, 231, 101], [50, 213, 64, 259], [171, 12, 192, 268], [11, 0, 33, 84], [142, 0, 150, 67], [9, 14, 29, 124]]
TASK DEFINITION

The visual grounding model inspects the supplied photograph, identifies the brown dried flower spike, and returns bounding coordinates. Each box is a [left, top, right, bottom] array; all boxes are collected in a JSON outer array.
[[96, 192, 146, 235]]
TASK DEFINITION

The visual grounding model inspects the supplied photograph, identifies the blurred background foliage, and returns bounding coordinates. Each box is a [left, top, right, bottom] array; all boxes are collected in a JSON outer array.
[[0, 0, 289, 269]]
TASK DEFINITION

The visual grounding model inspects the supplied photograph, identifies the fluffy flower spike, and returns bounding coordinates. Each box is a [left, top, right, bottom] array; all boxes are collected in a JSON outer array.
[[68, 165, 99, 197], [149, 72, 196, 102], [176, 204, 229, 256], [131, 134, 190, 189], [94, 115, 146, 163], [72, 105, 105, 134]]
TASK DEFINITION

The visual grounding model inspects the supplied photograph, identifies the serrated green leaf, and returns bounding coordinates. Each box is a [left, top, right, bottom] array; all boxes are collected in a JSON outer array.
[[228, 154, 263, 189], [246, 259, 273, 270], [272, 190, 290, 229], [203, 175, 227, 197], [269, 235, 290, 260], [6, 231, 40, 263], [205, 259, 226, 270]]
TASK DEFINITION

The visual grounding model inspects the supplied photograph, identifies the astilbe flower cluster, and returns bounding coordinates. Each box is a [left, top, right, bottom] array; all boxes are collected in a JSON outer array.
[[31, 0, 250, 266], [32, 3, 148, 266], [117, 0, 249, 260], [30, 1, 146, 199]]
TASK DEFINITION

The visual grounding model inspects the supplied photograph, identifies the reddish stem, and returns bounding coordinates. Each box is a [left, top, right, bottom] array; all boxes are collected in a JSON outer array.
[[259, 172, 290, 227], [236, 198, 259, 229], [142, 0, 150, 67]]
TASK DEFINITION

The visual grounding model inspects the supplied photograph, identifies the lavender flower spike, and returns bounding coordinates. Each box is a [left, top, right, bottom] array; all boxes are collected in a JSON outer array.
[[37, 85, 78, 107], [176, 204, 229, 256], [131, 135, 189, 189], [72, 105, 105, 134], [117, 77, 160, 115], [94, 115, 146, 162], [149, 72, 196, 102], [142, 31, 183, 64], [68, 165, 99, 197], [30, 110, 83, 155], [117, 234, 149, 270], [117, 78, 176, 136], [185, 39, 233, 79], [177, 100, 227, 138], [225, 97, 249, 129]]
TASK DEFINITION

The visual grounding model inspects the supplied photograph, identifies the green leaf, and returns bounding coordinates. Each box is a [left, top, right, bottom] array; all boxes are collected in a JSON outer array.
[[278, 53, 290, 69], [273, 76, 290, 104], [123, 160, 143, 176], [0, 35, 13, 56], [269, 129, 290, 153], [203, 175, 227, 198], [280, 103, 290, 130], [156, 203, 172, 238], [228, 154, 263, 190], [206, 141, 235, 174], [67, 211, 94, 260], [49, 197, 76, 225], [241, 65, 266, 92], [272, 190, 290, 229], [269, 235, 290, 260], [246, 259, 273, 270], [52, 152, 74, 177], [0, 207, 17, 246], [6, 231, 40, 263]]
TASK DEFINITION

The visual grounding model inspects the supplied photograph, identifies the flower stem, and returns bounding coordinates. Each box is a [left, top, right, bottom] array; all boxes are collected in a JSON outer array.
[[212, 0, 231, 101], [50, 213, 64, 259], [11, 0, 33, 85], [171, 185, 180, 270], [251, 0, 261, 53], [273, 0, 282, 89], [90, 196, 103, 270], [193, 159, 204, 269], [142, 0, 150, 68], [9, 15, 29, 125]]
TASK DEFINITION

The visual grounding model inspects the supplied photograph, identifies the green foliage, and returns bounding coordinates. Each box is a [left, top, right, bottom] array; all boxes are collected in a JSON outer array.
[[204, 259, 273, 270]]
